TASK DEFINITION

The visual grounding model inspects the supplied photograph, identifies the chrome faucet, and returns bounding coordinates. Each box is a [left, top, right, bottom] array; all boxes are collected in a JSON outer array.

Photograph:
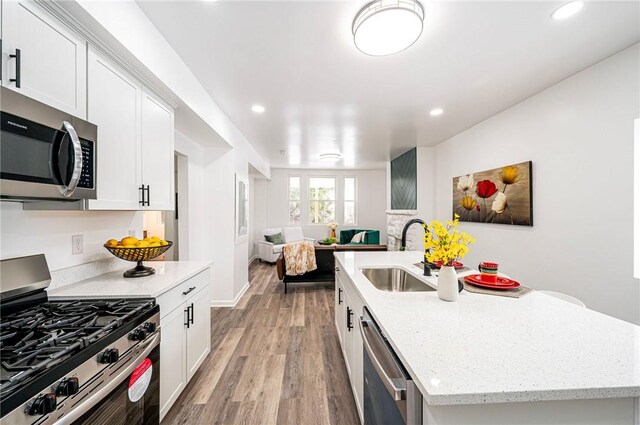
[[400, 218, 431, 276]]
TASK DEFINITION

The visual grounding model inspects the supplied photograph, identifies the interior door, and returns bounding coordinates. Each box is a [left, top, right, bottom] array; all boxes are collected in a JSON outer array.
[[159, 303, 187, 421], [1, 0, 87, 118], [87, 47, 142, 210], [141, 88, 174, 211], [186, 287, 211, 381]]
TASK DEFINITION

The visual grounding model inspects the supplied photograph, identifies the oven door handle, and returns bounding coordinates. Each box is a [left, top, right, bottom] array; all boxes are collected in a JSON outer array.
[[58, 121, 83, 197], [55, 333, 160, 425], [359, 316, 407, 401]]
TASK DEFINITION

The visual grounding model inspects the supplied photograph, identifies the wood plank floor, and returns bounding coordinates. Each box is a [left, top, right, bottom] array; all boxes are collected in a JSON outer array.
[[163, 261, 360, 425]]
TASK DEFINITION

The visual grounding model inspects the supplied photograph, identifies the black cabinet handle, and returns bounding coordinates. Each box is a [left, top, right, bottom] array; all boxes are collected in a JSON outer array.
[[139, 185, 146, 206], [346, 306, 353, 332], [182, 286, 196, 296], [145, 185, 150, 206], [9, 48, 21, 88], [338, 288, 343, 305], [189, 303, 194, 325], [184, 307, 190, 328]]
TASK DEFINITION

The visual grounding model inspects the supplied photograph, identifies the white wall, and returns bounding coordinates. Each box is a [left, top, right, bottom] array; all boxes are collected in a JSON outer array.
[[432, 44, 640, 324], [265, 168, 388, 243], [634, 118, 640, 280], [174, 130, 207, 262], [250, 177, 268, 261], [0, 204, 142, 272]]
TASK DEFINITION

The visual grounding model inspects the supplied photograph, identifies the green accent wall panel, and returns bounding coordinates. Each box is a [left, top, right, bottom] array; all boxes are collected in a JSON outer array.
[[390, 148, 417, 210]]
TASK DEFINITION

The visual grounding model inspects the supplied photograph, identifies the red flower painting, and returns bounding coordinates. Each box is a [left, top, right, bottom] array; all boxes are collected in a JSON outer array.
[[475, 180, 498, 198], [453, 162, 533, 226]]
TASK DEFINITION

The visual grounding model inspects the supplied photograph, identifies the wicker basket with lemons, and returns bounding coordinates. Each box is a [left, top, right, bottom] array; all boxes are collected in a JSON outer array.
[[104, 236, 172, 278]]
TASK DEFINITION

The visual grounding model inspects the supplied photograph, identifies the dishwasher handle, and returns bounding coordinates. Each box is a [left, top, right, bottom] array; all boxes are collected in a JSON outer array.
[[359, 316, 407, 401]]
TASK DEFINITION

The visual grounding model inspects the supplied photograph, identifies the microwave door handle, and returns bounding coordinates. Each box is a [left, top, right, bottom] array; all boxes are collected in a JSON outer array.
[[359, 317, 407, 401], [58, 121, 83, 197]]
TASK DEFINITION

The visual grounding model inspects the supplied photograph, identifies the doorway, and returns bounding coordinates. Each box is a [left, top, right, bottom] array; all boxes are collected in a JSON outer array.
[[143, 152, 188, 261]]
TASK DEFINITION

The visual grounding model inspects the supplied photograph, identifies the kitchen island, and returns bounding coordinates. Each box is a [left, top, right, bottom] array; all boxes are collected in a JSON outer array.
[[334, 251, 640, 425]]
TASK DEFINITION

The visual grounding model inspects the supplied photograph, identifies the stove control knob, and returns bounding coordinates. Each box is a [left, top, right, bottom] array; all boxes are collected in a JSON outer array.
[[55, 377, 80, 396], [143, 322, 157, 333], [28, 393, 57, 416], [129, 328, 147, 341], [98, 348, 119, 364]]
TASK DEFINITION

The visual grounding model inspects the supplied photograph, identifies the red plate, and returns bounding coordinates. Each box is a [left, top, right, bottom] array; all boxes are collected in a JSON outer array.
[[464, 274, 520, 290], [433, 261, 464, 269]]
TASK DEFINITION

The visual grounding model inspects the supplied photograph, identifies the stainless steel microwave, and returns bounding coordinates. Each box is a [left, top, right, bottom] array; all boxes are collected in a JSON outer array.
[[0, 87, 97, 201]]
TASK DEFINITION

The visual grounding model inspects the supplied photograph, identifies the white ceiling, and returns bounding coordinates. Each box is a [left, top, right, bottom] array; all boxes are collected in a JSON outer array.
[[137, 1, 640, 169]]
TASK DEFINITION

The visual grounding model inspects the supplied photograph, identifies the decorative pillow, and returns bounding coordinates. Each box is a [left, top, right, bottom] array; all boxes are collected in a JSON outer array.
[[265, 232, 285, 245], [351, 231, 366, 243]]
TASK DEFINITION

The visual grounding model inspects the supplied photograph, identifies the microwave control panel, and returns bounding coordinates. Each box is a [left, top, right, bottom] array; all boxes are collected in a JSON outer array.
[[78, 139, 94, 189]]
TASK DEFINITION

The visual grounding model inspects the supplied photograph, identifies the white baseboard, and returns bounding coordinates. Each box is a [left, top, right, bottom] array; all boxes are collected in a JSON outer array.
[[248, 255, 258, 265], [210, 281, 250, 308]]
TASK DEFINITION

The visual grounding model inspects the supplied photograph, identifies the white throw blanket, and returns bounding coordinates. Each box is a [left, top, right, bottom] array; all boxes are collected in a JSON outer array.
[[282, 241, 317, 276]]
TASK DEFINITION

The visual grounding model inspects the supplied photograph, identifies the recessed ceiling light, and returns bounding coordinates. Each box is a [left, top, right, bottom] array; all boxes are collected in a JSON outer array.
[[430, 108, 444, 116], [251, 104, 265, 113], [319, 153, 342, 162], [551, 1, 584, 20], [352, 0, 425, 56]]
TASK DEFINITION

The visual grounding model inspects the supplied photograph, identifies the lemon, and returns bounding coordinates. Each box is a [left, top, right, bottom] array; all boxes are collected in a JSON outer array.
[[143, 237, 154, 243], [160, 240, 169, 246], [105, 239, 118, 248], [136, 241, 150, 248], [120, 236, 138, 246], [149, 242, 161, 247], [116, 245, 124, 248], [123, 244, 136, 248]]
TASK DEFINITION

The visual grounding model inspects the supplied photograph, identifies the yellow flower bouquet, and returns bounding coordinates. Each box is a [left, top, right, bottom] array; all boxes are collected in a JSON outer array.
[[423, 214, 475, 266]]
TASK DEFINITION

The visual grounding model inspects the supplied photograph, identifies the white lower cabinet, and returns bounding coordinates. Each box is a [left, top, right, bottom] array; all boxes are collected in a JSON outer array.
[[158, 270, 211, 421], [186, 285, 211, 381], [335, 268, 364, 423], [159, 302, 187, 418]]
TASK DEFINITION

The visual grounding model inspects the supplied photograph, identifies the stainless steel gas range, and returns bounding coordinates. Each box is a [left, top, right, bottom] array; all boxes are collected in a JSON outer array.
[[0, 254, 160, 424]]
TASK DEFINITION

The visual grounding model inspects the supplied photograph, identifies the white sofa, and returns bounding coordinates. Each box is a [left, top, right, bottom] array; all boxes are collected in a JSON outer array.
[[257, 227, 315, 263]]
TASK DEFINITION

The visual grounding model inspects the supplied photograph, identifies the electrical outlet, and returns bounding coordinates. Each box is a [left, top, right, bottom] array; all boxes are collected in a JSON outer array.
[[72, 235, 83, 255]]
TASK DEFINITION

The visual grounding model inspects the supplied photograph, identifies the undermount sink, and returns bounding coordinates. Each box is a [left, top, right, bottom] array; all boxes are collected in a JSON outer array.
[[360, 267, 435, 292]]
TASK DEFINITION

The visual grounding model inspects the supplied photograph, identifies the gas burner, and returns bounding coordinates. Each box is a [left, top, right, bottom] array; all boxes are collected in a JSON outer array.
[[0, 298, 155, 395]]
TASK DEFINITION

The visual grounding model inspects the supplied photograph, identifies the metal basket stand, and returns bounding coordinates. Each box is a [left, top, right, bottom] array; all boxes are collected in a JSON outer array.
[[124, 261, 157, 278]]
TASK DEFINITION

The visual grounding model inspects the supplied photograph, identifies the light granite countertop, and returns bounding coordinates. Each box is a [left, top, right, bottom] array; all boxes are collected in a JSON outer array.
[[47, 261, 212, 300], [334, 250, 640, 406]]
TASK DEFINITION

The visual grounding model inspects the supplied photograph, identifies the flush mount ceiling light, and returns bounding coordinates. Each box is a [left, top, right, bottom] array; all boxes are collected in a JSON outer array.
[[251, 104, 265, 113], [429, 107, 444, 116], [319, 153, 342, 162], [551, 1, 584, 20], [352, 0, 425, 56]]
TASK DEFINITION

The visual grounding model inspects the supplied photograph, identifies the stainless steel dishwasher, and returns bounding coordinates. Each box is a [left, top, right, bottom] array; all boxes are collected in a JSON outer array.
[[359, 307, 422, 425]]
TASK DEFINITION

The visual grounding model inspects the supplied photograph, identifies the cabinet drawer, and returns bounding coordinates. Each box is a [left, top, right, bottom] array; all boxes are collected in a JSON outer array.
[[156, 269, 210, 318]]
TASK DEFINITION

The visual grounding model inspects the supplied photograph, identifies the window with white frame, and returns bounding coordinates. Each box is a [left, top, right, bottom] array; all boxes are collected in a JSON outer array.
[[288, 176, 301, 224], [308, 177, 336, 224], [343, 177, 357, 225]]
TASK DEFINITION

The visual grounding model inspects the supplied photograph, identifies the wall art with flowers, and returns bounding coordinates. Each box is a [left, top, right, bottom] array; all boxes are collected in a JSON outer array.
[[452, 161, 533, 226]]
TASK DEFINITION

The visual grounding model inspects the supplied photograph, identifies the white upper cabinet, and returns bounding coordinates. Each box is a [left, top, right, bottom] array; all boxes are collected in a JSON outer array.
[[141, 88, 174, 211], [87, 47, 142, 210], [1, 0, 87, 118]]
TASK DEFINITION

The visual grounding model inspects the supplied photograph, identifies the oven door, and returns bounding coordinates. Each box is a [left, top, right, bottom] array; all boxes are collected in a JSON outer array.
[[71, 344, 160, 425]]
